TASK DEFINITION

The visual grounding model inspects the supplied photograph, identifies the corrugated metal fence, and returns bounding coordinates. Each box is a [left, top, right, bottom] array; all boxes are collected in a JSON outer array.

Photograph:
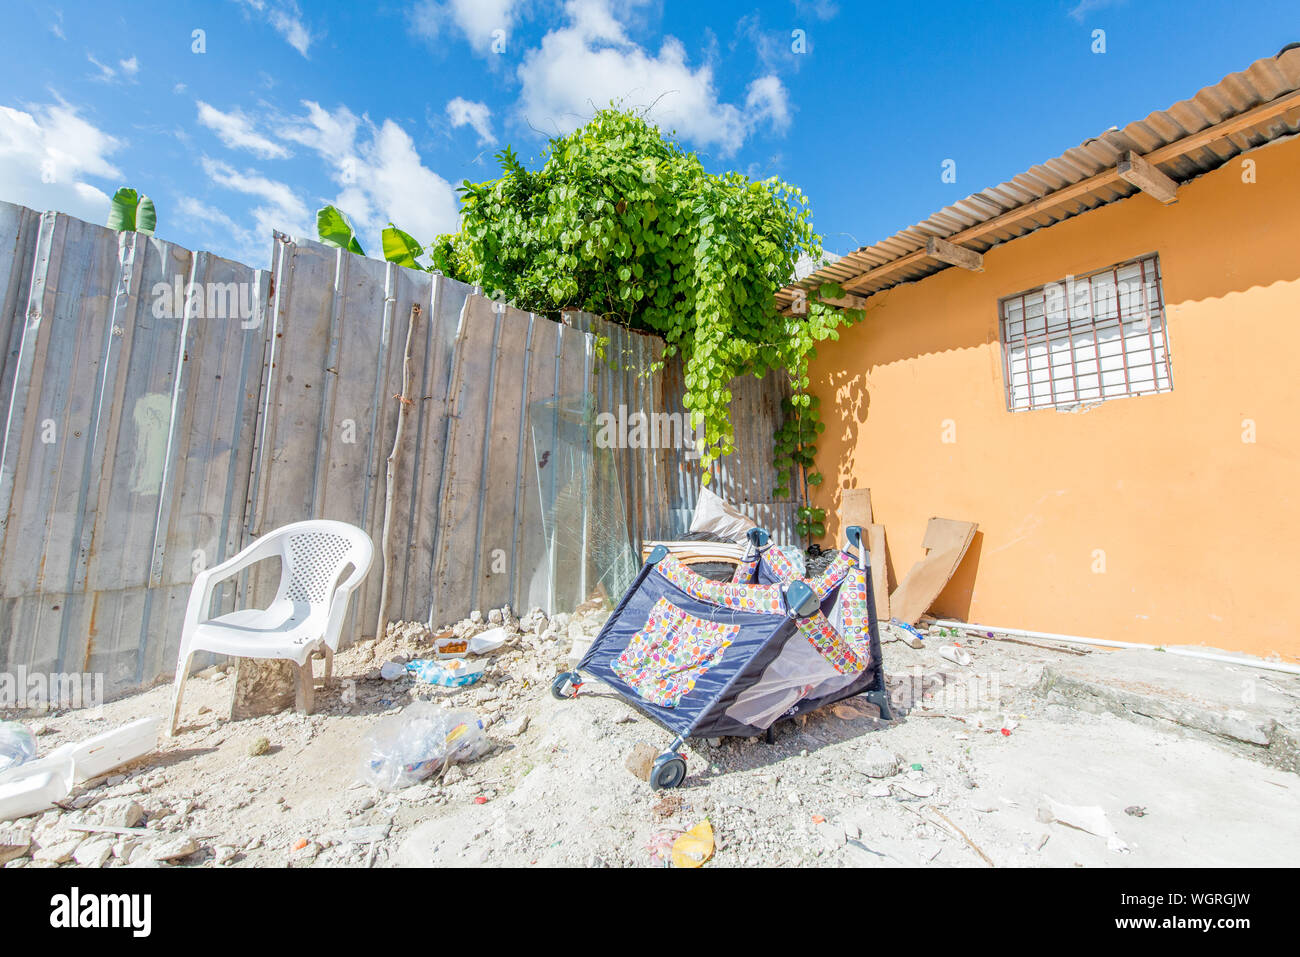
[[0, 201, 796, 700]]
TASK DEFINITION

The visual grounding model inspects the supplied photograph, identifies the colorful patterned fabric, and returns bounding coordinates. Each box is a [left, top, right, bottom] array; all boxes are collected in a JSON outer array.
[[810, 551, 856, 600], [762, 545, 804, 584], [731, 555, 759, 584], [612, 598, 738, 707], [837, 566, 873, 650], [796, 612, 868, 675], [656, 556, 784, 615]]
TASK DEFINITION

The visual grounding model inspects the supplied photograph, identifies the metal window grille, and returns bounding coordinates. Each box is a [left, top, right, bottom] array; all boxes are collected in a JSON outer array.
[[999, 253, 1173, 411]]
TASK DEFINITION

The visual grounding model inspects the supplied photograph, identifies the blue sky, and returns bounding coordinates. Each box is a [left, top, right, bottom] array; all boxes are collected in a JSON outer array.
[[1, 0, 1294, 267]]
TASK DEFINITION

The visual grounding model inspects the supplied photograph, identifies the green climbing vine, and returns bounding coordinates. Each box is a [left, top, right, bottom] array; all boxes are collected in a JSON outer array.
[[345, 107, 862, 537]]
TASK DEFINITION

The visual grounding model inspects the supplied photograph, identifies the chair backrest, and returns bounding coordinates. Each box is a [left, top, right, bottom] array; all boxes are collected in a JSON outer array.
[[269, 520, 374, 612]]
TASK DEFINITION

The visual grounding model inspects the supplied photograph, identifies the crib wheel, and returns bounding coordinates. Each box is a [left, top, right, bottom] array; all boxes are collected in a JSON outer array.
[[650, 753, 686, 791], [551, 672, 580, 700]]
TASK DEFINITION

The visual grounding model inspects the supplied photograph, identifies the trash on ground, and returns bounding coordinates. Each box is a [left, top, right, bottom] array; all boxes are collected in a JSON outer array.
[[1039, 797, 1130, 853], [0, 722, 36, 773], [434, 636, 470, 658], [1, 717, 158, 822], [359, 703, 488, 791], [406, 658, 485, 687], [1125, 805, 1148, 817], [467, 627, 508, 655], [379, 661, 406, 680], [671, 820, 714, 868], [939, 645, 973, 666]]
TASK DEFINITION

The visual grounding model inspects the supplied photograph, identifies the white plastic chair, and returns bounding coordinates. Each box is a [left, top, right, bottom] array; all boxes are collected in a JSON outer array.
[[168, 520, 374, 735]]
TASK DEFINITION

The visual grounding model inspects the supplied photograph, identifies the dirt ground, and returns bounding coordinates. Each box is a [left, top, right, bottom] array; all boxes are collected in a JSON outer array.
[[5, 606, 1299, 868]]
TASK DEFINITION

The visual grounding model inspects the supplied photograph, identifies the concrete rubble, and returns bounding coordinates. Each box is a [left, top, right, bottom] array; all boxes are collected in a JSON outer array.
[[1, 605, 1297, 868]]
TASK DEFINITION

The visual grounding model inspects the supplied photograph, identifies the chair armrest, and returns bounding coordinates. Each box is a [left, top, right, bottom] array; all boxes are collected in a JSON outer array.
[[322, 562, 372, 648], [182, 536, 283, 629]]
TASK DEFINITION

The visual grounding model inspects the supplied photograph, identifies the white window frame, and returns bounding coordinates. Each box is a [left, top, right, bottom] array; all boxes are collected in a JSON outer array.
[[999, 253, 1174, 412]]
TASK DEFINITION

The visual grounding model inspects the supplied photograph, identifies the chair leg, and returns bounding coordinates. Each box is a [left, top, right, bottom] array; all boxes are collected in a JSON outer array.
[[294, 659, 315, 715], [168, 651, 195, 737], [323, 646, 334, 681]]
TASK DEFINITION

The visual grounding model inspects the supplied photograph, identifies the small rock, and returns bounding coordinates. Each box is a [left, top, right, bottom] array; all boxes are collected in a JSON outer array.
[[149, 836, 199, 862], [442, 765, 465, 786], [89, 798, 146, 828], [0, 823, 34, 865], [859, 746, 900, 779], [73, 838, 114, 868], [501, 715, 529, 737], [213, 845, 239, 865], [248, 736, 271, 757], [33, 835, 85, 864]]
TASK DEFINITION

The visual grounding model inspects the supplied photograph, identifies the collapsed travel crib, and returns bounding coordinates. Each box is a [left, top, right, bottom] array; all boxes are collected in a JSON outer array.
[[551, 526, 891, 790]]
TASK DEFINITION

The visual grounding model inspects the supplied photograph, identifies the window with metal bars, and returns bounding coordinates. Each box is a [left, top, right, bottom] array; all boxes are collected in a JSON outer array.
[[999, 253, 1173, 411]]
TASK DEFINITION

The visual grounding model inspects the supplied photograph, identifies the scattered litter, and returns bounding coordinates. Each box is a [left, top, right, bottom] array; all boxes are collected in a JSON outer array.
[[939, 645, 973, 667], [910, 763, 924, 771], [889, 620, 927, 648], [379, 661, 406, 680], [1125, 805, 1147, 818], [1, 717, 158, 822], [406, 658, 485, 687], [0, 722, 36, 772], [1039, 797, 1130, 853], [671, 820, 714, 868], [434, 636, 470, 658], [359, 703, 488, 791], [467, 627, 509, 655], [647, 829, 678, 866]]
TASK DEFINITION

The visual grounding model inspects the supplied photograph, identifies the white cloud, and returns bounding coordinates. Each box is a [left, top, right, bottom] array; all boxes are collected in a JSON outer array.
[[232, 0, 312, 57], [87, 55, 117, 83], [86, 53, 141, 84], [446, 97, 496, 146], [282, 102, 460, 248], [516, 0, 790, 156], [196, 101, 290, 159], [744, 75, 790, 130], [0, 101, 121, 222], [200, 156, 309, 258], [409, 0, 520, 53]]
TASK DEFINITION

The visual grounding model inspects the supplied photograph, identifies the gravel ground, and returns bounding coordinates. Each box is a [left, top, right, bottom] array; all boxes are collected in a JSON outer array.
[[4, 608, 1298, 868]]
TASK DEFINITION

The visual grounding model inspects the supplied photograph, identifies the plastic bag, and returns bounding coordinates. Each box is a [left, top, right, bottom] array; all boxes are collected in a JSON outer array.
[[359, 703, 488, 791], [0, 721, 36, 774], [406, 658, 484, 687]]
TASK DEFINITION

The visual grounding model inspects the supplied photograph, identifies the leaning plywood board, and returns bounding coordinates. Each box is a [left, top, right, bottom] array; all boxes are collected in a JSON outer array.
[[889, 518, 977, 625], [867, 523, 890, 621], [840, 488, 873, 530]]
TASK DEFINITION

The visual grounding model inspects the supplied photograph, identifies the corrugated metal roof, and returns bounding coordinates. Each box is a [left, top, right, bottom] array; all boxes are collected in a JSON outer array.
[[782, 44, 1300, 305]]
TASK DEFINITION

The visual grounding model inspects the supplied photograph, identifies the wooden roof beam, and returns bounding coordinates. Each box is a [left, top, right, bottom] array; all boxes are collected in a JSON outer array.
[[1117, 150, 1179, 204], [925, 236, 984, 271]]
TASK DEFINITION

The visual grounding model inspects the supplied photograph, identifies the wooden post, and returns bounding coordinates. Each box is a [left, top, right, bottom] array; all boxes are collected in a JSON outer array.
[[375, 303, 421, 644]]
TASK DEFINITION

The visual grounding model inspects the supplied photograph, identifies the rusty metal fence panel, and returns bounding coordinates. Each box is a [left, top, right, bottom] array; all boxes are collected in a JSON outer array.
[[0, 202, 798, 701]]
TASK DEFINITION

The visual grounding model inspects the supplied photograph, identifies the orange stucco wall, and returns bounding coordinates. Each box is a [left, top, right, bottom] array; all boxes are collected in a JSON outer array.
[[809, 134, 1300, 660]]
